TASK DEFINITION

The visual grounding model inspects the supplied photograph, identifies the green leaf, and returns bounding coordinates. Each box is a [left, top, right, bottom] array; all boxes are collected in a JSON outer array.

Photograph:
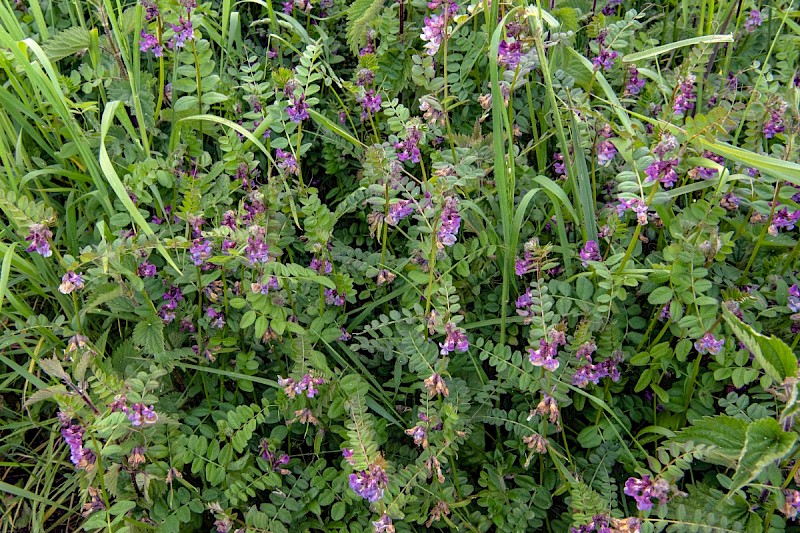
[[133, 314, 166, 357], [671, 415, 748, 467], [728, 418, 796, 494], [647, 286, 673, 305], [622, 34, 733, 62], [722, 306, 797, 383], [42, 27, 91, 61]]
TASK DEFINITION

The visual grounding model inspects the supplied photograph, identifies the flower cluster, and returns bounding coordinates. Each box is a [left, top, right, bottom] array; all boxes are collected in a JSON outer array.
[[245, 226, 269, 264], [580, 240, 601, 266], [140, 31, 163, 57], [349, 464, 388, 502], [324, 288, 346, 306], [138, 261, 157, 277], [310, 257, 332, 274], [782, 489, 800, 520], [439, 322, 468, 355], [497, 39, 522, 70], [573, 353, 621, 388], [277, 373, 326, 399], [423, 372, 449, 398], [592, 32, 617, 71], [189, 238, 212, 266], [122, 403, 159, 426], [744, 9, 763, 32], [617, 197, 650, 225], [59, 413, 94, 469], [395, 125, 423, 163], [596, 140, 616, 165], [386, 200, 415, 225], [260, 441, 291, 475], [357, 89, 382, 121], [694, 332, 724, 355], [763, 104, 786, 139], [789, 284, 800, 313], [528, 328, 566, 372], [673, 74, 696, 115], [168, 18, 194, 49], [624, 475, 670, 511], [287, 94, 310, 123], [276, 148, 299, 175], [770, 207, 800, 235], [624, 65, 646, 95], [372, 514, 395, 533], [516, 288, 536, 324], [437, 196, 461, 247], [58, 271, 85, 294], [601, 0, 622, 15], [26, 223, 53, 257]]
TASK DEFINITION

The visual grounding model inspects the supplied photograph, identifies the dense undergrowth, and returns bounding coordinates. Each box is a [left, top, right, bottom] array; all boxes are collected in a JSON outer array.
[[1, 0, 800, 530]]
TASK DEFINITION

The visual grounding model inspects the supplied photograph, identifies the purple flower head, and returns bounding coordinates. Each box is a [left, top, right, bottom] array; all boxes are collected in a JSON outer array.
[[573, 355, 621, 388], [386, 199, 415, 225], [206, 307, 225, 328], [138, 261, 157, 277], [788, 284, 800, 313], [720, 192, 740, 211], [122, 403, 158, 426], [763, 109, 785, 139], [141, 0, 159, 20], [355, 68, 375, 87], [60, 416, 87, 467], [26, 223, 53, 257], [592, 47, 617, 71], [694, 332, 725, 355], [287, 94, 310, 123], [624, 475, 670, 511], [596, 140, 617, 165], [189, 238, 212, 266], [245, 227, 269, 264], [140, 31, 163, 57], [162, 285, 183, 310], [58, 271, 85, 294], [439, 322, 469, 355], [744, 9, 763, 32], [372, 514, 394, 533], [601, 0, 622, 15], [645, 158, 680, 188], [659, 302, 671, 321], [395, 125, 423, 163], [421, 14, 446, 56], [528, 339, 560, 372], [310, 257, 333, 274], [625, 65, 646, 96], [498, 39, 522, 70], [673, 74, 696, 115], [553, 152, 566, 176], [357, 89, 382, 120], [276, 148, 299, 176], [437, 196, 461, 247], [784, 490, 800, 519], [168, 18, 193, 49], [324, 288, 346, 306], [580, 240, 601, 266], [349, 464, 388, 502]]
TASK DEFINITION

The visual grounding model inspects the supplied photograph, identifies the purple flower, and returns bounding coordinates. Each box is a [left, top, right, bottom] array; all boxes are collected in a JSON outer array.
[[25, 223, 53, 257], [596, 140, 617, 165], [140, 31, 163, 57], [553, 152, 566, 176], [763, 109, 785, 139], [744, 9, 763, 32], [625, 65, 646, 96], [123, 403, 158, 426], [278, 373, 325, 399], [349, 464, 388, 502], [324, 289, 345, 306], [673, 74, 696, 115], [168, 17, 193, 49], [206, 307, 225, 328], [645, 158, 679, 188], [498, 39, 522, 69], [788, 284, 800, 313], [189, 238, 212, 266], [394, 126, 422, 163], [580, 240, 601, 266], [617, 197, 649, 225], [162, 285, 183, 310], [276, 148, 299, 176], [784, 490, 800, 520], [572, 355, 621, 388], [372, 514, 394, 533], [310, 257, 333, 274], [287, 94, 310, 123], [624, 475, 670, 511], [601, 0, 622, 15], [421, 14, 446, 56], [659, 303, 671, 321], [592, 47, 617, 71], [138, 261, 157, 277], [528, 339, 560, 372], [58, 271, 85, 294], [141, 0, 159, 20], [355, 68, 375, 87], [245, 227, 269, 264], [439, 322, 469, 355], [60, 416, 87, 467], [720, 192, 740, 211], [386, 200, 415, 225], [694, 332, 725, 355], [357, 89, 382, 120], [437, 196, 460, 247]]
